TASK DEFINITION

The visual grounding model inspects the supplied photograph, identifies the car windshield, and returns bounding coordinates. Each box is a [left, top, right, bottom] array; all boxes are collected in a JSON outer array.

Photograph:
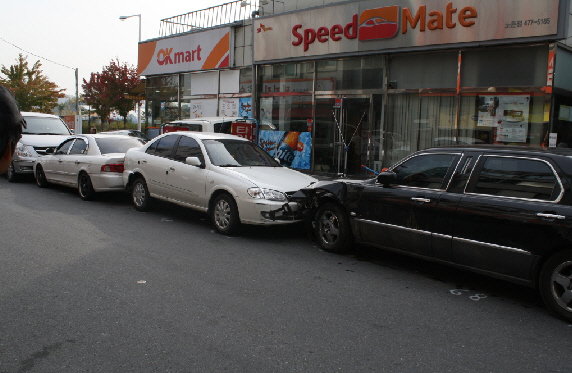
[[203, 139, 281, 167], [94, 137, 144, 154], [22, 117, 70, 135]]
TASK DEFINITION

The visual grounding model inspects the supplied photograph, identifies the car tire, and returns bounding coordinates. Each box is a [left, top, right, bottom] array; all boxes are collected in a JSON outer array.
[[6, 162, 19, 182], [540, 250, 572, 322], [315, 202, 352, 253], [35, 165, 48, 188], [78, 172, 96, 201], [211, 193, 240, 235], [132, 178, 150, 212]]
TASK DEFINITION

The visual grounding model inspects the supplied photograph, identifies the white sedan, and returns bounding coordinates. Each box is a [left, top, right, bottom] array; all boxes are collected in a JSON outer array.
[[34, 134, 144, 200], [123, 132, 317, 234]]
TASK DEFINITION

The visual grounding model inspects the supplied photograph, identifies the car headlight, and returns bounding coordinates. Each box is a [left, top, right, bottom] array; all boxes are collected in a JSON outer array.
[[247, 188, 287, 202], [16, 142, 35, 158]]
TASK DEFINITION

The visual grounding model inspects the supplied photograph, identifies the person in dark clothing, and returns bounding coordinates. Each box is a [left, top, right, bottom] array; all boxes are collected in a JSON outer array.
[[0, 85, 26, 173]]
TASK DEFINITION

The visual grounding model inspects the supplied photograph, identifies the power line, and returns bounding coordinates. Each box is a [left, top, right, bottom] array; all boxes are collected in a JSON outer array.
[[0, 37, 75, 70]]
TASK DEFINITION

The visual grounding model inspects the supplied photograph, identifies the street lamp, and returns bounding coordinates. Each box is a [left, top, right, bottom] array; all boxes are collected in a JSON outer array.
[[119, 14, 141, 42], [119, 14, 142, 132]]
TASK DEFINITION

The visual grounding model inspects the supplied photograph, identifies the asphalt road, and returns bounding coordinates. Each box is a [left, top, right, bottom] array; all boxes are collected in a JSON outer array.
[[1, 175, 571, 373]]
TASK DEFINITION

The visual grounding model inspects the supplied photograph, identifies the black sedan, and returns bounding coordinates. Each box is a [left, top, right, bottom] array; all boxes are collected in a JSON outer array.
[[295, 146, 572, 322]]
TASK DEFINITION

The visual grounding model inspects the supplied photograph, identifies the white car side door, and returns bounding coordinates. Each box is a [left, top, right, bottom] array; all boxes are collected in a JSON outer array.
[[167, 135, 209, 208], [62, 138, 88, 184], [44, 139, 74, 182], [142, 134, 179, 198]]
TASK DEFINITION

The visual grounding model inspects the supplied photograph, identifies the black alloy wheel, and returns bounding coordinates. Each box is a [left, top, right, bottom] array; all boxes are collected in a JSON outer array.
[[78, 172, 96, 201], [6, 162, 19, 182], [540, 250, 572, 322], [315, 202, 352, 253], [35, 165, 48, 188]]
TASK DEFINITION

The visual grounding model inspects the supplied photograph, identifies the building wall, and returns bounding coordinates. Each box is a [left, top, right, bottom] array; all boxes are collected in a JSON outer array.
[[234, 25, 253, 67]]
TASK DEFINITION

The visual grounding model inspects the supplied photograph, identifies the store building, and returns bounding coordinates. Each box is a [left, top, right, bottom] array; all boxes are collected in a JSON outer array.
[[139, 0, 572, 178]]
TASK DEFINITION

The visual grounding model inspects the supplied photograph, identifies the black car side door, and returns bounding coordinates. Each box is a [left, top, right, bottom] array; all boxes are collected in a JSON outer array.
[[453, 154, 572, 281], [354, 152, 461, 258]]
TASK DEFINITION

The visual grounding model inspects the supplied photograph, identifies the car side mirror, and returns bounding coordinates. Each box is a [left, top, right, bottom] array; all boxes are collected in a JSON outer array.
[[185, 156, 203, 168], [376, 171, 397, 186], [46, 148, 55, 155]]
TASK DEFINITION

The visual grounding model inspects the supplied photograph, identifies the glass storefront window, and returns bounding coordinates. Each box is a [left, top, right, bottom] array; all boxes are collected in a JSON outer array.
[[389, 52, 458, 89], [145, 75, 180, 127], [316, 55, 384, 91], [459, 94, 546, 147], [461, 45, 548, 88], [385, 94, 456, 166]]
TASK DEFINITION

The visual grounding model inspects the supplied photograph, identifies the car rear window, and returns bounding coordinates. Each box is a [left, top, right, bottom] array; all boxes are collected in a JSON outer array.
[[473, 156, 560, 201], [94, 137, 144, 154]]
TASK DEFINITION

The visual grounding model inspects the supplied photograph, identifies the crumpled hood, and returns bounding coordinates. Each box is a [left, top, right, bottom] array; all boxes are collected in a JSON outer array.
[[225, 166, 317, 192], [21, 134, 71, 147]]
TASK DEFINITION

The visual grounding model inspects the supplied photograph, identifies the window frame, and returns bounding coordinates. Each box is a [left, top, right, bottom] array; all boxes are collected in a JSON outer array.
[[386, 152, 461, 191], [465, 155, 564, 203]]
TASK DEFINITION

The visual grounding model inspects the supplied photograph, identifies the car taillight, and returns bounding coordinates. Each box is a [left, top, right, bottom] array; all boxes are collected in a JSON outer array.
[[101, 164, 124, 173]]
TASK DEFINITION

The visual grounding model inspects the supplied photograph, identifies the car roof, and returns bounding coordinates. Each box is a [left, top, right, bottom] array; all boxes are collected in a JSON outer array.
[[165, 131, 248, 141], [423, 145, 572, 158]]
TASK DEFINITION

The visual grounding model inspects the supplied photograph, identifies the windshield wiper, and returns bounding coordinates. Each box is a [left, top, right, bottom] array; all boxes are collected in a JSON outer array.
[[217, 164, 241, 167]]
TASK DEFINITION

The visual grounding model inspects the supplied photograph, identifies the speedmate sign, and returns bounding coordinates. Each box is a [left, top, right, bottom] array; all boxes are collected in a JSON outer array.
[[254, 0, 559, 61]]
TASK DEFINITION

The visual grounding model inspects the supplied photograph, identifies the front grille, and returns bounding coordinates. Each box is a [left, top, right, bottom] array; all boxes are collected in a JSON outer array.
[[33, 146, 51, 155]]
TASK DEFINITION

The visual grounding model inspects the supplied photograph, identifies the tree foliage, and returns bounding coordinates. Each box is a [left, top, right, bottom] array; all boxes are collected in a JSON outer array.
[[82, 60, 140, 130], [0, 54, 66, 112]]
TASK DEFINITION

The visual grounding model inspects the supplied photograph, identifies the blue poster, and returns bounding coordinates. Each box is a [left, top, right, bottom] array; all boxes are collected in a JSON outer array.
[[258, 130, 311, 170], [239, 97, 252, 118]]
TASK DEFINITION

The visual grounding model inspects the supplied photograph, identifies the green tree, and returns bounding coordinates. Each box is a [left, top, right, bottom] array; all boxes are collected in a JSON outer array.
[[0, 54, 65, 112]]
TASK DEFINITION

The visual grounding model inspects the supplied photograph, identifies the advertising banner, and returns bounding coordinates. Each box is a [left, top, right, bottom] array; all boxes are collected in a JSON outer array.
[[259, 130, 312, 169], [254, 0, 559, 62], [139, 27, 231, 76]]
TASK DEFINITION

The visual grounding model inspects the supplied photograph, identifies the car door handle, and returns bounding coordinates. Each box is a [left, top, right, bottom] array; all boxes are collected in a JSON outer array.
[[74, 160, 80, 164], [411, 197, 431, 203], [537, 213, 566, 220], [140, 160, 146, 164], [58, 159, 63, 163]]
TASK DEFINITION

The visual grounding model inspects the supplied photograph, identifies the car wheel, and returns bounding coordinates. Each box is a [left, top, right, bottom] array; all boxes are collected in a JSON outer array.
[[211, 193, 240, 235], [132, 178, 150, 212], [78, 172, 96, 201], [540, 250, 572, 322], [315, 202, 352, 253], [6, 162, 19, 182], [35, 165, 48, 188]]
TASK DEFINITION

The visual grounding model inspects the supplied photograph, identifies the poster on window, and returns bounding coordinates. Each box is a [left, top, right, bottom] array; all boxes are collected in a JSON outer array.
[[260, 97, 273, 125], [219, 98, 239, 117], [258, 130, 311, 170], [239, 97, 252, 118], [496, 122, 528, 143], [190, 99, 217, 118], [477, 95, 530, 128]]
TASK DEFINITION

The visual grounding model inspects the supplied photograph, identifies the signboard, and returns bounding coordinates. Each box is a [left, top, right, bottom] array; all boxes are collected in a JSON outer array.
[[254, 0, 559, 62], [259, 130, 312, 169], [477, 95, 530, 129], [139, 27, 231, 76]]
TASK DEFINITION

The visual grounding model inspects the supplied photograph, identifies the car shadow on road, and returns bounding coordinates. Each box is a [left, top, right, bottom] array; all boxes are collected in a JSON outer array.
[[347, 243, 546, 314]]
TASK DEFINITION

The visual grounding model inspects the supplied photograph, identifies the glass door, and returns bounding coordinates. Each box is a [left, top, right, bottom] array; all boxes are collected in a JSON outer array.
[[314, 96, 372, 177]]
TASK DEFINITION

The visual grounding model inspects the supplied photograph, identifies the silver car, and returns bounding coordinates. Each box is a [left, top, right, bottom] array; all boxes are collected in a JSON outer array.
[[7, 112, 72, 182], [35, 134, 144, 200]]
